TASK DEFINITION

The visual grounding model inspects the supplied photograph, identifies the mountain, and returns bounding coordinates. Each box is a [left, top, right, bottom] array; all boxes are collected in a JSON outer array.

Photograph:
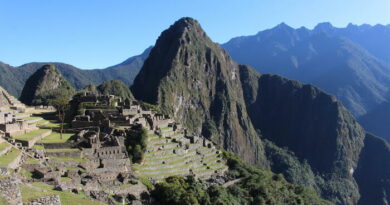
[[0, 47, 151, 97], [19, 64, 76, 105], [222, 23, 390, 117], [131, 17, 267, 166], [354, 133, 390, 205], [313, 22, 390, 64], [130, 17, 374, 204], [239, 66, 365, 204], [358, 101, 390, 141], [97, 80, 135, 100]]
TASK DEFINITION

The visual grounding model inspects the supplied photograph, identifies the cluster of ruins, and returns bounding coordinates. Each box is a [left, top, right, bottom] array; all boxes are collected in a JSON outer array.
[[0, 90, 227, 204]]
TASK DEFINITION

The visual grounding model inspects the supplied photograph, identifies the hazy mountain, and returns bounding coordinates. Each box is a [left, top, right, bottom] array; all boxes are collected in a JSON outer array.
[[359, 101, 390, 141], [19, 64, 75, 105], [222, 23, 390, 117], [0, 47, 151, 97], [313, 22, 390, 64]]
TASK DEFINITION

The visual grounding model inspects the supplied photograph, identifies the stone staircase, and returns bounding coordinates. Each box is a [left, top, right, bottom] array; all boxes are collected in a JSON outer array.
[[0, 86, 25, 108]]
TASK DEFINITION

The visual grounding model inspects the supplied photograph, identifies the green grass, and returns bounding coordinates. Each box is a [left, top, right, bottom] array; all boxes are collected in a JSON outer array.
[[36, 120, 49, 126], [0, 195, 7, 205], [51, 156, 89, 162], [64, 166, 83, 171], [45, 148, 80, 153], [20, 182, 102, 204], [21, 116, 42, 121], [0, 142, 10, 153], [18, 168, 34, 179], [61, 177, 72, 181], [0, 148, 21, 167], [38, 132, 73, 144], [13, 129, 51, 141], [139, 176, 154, 190], [25, 157, 40, 165]]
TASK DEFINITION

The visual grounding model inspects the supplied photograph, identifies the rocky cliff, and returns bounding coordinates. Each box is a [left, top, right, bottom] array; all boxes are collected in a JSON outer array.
[[239, 65, 366, 204], [131, 17, 267, 165], [130, 17, 375, 204], [19, 64, 75, 105]]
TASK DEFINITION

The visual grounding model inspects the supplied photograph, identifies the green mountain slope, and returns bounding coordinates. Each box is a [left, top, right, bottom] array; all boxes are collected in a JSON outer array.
[[19, 64, 75, 105], [0, 47, 150, 97], [97, 80, 135, 100], [131, 17, 267, 166], [130, 17, 372, 204], [239, 65, 366, 204]]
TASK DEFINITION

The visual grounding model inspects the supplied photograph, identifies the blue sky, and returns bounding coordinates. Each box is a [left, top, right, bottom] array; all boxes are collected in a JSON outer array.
[[1, 0, 389, 69]]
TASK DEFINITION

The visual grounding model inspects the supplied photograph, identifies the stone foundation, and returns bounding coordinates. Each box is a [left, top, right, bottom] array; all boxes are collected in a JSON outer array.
[[26, 195, 61, 205]]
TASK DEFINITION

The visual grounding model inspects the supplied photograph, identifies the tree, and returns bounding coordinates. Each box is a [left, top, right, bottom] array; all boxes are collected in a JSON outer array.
[[49, 97, 69, 139]]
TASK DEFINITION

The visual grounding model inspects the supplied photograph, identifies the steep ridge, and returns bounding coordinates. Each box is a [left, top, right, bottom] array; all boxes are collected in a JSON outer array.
[[131, 17, 267, 165], [222, 23, 390, 117], [0, 47, 150, 97], [131, 17, 372, 204], [354, 133, 390, 205], [19, 64, 75, 105], [239, 65, 366, 204]]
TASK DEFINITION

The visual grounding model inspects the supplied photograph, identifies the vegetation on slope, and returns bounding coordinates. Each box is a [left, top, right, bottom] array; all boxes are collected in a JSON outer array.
[[131, 17, 267, 166], [121, 126, 148, 163], [19, 64, 75, 105], [151, 152, 329, 205], [97, 80, 134, 100]]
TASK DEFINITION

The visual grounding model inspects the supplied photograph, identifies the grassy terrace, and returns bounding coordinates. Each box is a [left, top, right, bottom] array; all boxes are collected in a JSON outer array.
[[0, 142, 10, 153], [134, 125, 227, 180], [45, 148, 80, 153], [21, 116, 42, 121], [51, 156, 89, 162], [13, 129, 51, 141], [38, 132, 73, 144], [24, 157, 40, 165], [0, 148, 21, 167], [20, 182, 102, 205]]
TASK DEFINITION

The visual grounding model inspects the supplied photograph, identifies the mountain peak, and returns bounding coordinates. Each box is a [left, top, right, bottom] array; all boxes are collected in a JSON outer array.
[[19, 64, 75, 105], [274, 22, 293, 30], [314, 22, 334, 32]]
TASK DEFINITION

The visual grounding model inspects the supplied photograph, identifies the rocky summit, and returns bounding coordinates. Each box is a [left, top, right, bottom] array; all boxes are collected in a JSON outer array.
[[131, 17, 267, 166]]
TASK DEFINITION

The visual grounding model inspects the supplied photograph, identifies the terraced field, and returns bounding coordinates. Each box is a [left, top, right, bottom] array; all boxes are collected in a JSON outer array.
[[133, 126, 227, 180]]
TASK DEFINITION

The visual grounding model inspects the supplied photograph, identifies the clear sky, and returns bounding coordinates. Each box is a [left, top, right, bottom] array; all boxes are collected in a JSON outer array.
[[1, 0, 389, 69]]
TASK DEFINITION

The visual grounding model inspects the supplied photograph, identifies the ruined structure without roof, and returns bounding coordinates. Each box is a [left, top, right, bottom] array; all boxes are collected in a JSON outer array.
[[0, 90, 227, 204]]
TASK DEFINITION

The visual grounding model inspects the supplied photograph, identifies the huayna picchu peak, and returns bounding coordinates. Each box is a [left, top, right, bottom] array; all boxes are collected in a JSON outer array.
[[131, 17, 267, 166], [1, 11, 390, 205]]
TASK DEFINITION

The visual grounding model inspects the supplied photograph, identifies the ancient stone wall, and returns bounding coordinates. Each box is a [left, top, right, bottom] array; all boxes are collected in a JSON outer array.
[[0, 177, 22, 205], [26, 195, 61, 205]]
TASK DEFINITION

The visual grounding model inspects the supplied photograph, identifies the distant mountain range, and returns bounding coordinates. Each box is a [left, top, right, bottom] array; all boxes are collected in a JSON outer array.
[[0, 47, 151, 97], [222, 22, 390, 142]]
